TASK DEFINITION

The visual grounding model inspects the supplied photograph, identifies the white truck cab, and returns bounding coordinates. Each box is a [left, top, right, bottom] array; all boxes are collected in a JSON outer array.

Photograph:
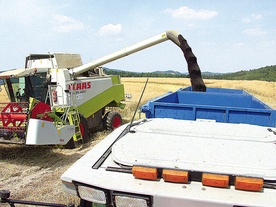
[[61, 118, 276, 207]]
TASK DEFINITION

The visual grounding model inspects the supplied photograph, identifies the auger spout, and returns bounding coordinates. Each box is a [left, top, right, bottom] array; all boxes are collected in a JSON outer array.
[[70, 30, 205, 91]]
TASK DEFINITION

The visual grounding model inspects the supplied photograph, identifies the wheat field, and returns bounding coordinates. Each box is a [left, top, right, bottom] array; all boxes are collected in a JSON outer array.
[[0, 78, 275, 206]]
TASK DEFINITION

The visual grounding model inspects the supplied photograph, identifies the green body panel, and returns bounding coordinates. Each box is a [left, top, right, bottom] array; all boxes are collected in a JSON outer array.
[[110, 75, 121, 85], [77, 83, 125, 118]]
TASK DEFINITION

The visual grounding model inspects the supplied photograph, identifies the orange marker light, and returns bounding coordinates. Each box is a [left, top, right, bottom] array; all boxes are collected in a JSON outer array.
[[162, 169, 189, 183], [202, 173, 229, 188], [132, 166, 158, 180], [235, 177, 263, 192]]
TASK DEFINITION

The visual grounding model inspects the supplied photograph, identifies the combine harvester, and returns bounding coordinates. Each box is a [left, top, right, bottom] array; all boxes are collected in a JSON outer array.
[[0, 30, 202, 148], [0, 54, 125, 148]]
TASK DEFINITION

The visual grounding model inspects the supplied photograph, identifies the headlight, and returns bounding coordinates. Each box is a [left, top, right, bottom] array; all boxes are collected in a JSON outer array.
[[113, 192, 151, 207], [76, 183, 152, 207], [78, 185, 106, 204], [115, 196, 147, 207]]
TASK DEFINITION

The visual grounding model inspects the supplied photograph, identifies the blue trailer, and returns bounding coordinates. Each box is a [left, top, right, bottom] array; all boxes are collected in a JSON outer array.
[[141, 86, 276, 127]]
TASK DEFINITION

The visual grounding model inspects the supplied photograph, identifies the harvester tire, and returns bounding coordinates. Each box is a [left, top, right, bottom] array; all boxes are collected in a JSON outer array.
[[66, 114, 89, 149], [103, 111, 122, 130], [65, 139, 75, 149], [79, 114, 89, 143]]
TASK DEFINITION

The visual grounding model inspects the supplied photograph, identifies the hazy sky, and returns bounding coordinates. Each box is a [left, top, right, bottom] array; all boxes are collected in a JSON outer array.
[[0, 0, 275, 73]]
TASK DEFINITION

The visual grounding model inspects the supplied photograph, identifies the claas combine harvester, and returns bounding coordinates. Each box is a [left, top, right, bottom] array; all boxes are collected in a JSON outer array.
[[0, 30, 202, 148], [0, 53, 125, 148]]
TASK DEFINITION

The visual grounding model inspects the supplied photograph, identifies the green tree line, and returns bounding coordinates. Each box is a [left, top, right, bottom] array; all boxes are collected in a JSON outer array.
[[104, 70, 187, 78], [104, 65, 276, 82]]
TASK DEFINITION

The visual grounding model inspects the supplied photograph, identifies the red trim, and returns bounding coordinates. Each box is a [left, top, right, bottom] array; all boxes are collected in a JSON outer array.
[[112, 116, 121, 128], [79, 122, 85, 137], [30, 102, 52, 121]]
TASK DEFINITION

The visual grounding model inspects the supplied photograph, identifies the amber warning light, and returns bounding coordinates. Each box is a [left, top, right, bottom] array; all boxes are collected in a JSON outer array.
[[132, 166, 264, 192], [132, 166, 158, 180]]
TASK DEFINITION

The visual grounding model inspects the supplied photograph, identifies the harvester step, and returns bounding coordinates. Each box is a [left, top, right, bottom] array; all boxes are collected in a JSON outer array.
[[68, 111, 82, 142]]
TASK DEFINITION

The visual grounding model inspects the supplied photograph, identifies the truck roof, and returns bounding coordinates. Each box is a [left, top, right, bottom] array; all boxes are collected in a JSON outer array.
[[112, 118, 276, 180]]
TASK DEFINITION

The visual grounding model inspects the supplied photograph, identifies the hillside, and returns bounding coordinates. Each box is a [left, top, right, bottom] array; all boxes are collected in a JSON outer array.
[[103, 67, 186, 77], [204, 65, 276, 82], [104, 65, 276, 81]]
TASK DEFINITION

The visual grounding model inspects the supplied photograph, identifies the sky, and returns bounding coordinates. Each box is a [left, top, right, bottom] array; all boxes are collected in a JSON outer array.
[[0, 0, 275, 73]]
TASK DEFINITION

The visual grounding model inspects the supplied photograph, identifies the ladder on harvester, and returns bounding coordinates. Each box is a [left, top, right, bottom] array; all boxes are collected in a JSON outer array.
[[47, 84, 83, 143], [68, 109, 83, 142], [66, 89, 83, 143]]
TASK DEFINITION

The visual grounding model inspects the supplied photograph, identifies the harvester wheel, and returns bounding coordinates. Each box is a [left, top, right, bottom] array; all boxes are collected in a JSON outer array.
[[103, 111, 122, 130], [66, 114, 89, 149], [79, 114, 89, 143]]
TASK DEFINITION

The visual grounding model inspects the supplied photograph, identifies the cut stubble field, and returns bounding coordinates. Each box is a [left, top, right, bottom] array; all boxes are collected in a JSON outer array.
[[0, 77, 275, 206]]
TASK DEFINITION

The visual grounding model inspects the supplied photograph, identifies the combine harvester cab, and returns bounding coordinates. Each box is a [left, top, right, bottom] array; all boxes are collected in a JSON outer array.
[[0, 67, 51, 144], [61, 31, 276, 206]]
